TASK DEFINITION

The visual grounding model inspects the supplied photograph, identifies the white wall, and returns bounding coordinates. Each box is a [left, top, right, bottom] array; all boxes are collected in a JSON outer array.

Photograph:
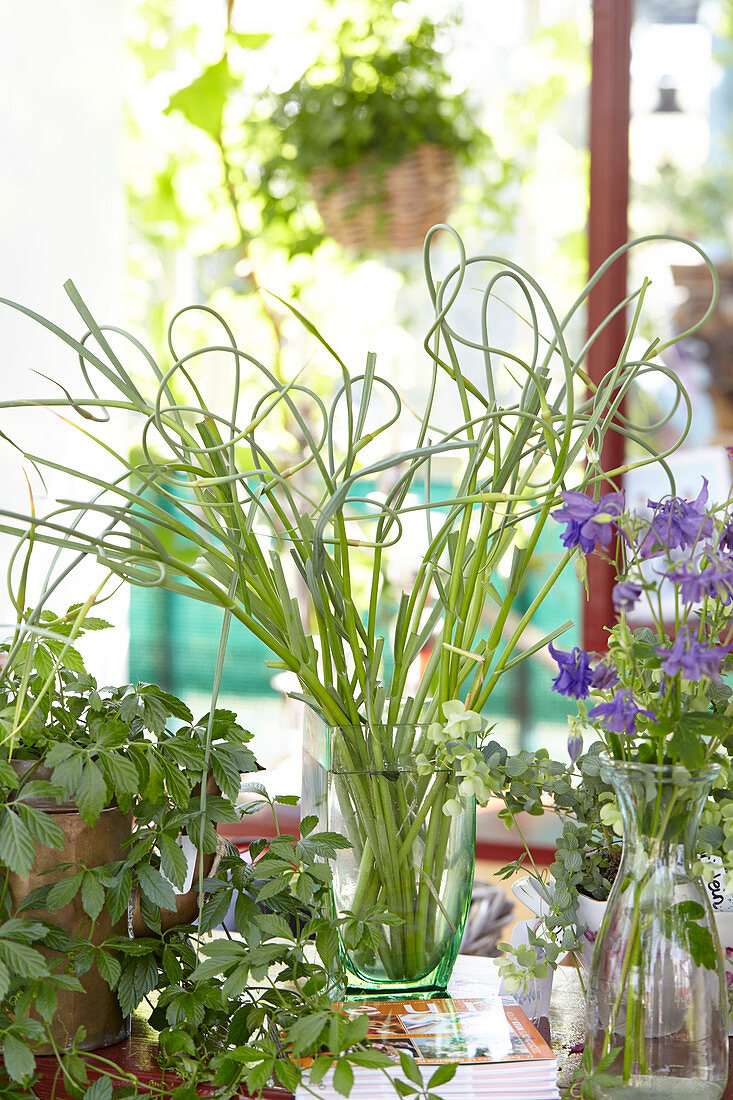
[[0, 1, 128, 681]]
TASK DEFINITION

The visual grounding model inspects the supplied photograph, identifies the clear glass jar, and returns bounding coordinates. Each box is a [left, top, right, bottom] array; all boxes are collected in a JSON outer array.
[[585, 759, 728, 1099]]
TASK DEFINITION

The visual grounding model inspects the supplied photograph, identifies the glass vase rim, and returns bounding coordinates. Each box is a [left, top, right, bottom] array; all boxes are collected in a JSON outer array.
[[598, 753, 721, 784]]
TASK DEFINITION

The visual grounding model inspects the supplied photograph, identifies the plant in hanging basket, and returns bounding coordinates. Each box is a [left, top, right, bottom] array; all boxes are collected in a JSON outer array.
[[260, 16, 486, 252]]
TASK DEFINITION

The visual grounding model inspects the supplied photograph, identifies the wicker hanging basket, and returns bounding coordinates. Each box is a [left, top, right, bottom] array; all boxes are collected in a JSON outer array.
[[309, 143, 459, 253]]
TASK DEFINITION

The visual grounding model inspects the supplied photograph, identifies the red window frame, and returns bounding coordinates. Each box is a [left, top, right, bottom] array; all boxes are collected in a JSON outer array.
[[583, 0, 633, 652]]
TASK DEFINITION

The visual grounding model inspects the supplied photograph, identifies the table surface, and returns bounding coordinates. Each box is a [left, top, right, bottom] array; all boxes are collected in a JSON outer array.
[[33, 956, 733, 1099]]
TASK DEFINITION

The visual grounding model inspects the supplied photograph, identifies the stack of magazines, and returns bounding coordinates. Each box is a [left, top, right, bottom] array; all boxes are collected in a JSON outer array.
[[295, 994, 559, 1099]]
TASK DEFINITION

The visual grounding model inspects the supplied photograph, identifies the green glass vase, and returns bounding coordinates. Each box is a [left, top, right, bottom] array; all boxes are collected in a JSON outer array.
[[302, 711, 475, 996]]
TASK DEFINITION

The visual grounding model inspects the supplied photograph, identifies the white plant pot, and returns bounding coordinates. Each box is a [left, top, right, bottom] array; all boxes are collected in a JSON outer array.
[[512, 875, 733, 1035]]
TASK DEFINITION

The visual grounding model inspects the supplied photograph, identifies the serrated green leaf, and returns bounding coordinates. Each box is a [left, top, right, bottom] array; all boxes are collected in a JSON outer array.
[[0, 919, 47, 943], [0, 808, 35, 877], [52, 973, 84, 992], [287, 1011, 329, 1053], [76, 760, 108, 825], [50, 751, 83, 796], [84, 1074, 113, 1100], [392, 1079, 419, 1097], [164, 737, 204, 770], [32, 644, 55, 683], [107, 868, 133, 925], [96, 950, 122, 989], [332, 1058, 354, 1097], [274, 1056, 300, 1092], [117, 954, 159, 1016], [136, 864, 177, 910], [159, 834, 188, 891], [34, 982, 58, 1023], [105, 753, 139, 798], [0, 938, 48, 979], [197, 887, 232, 934], [1, 1031, 36, 1084], [144, 754, 165, 802], [81, 873, 105, 921], [669, 724, 705, 771], [161, 759, 190, 807], [46, 871, 84, 911], [137, 692, 171, 737], [0, 959, 10, 1000], [139, 686, 193, 723], [16, 802, 64, 850], [427, 1063, 458, 1088], [349, 1050, 393, 1068], [211, 749, 242, 804], [0, 760, 17, 788], [316, 925, 339, 970], [344, 1013, 369, 1045], [399, 1051, 423, 1087], [309, 1056, 335, 1086]]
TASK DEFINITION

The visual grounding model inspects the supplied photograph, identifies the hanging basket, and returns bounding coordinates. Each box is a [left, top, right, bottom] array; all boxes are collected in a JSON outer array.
[[309, 143, 459, 253]]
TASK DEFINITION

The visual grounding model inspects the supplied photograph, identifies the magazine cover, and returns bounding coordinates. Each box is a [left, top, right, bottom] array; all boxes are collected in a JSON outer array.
[[331, 994, 555, 1066]]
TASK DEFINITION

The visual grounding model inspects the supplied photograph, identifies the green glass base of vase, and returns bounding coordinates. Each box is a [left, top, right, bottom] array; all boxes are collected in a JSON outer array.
[[332, 956, 456, 1001]]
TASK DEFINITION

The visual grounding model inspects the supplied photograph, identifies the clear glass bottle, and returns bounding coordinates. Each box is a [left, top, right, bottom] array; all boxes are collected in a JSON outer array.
[[585, 759, 728, 1099]]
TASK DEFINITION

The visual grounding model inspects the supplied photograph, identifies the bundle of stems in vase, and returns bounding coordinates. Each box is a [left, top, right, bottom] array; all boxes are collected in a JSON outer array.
[[0, 228, 714, 988]]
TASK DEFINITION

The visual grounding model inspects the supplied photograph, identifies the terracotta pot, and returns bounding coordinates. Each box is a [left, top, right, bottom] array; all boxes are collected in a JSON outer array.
[[7, 801, 133, 1053], [8, 768, 223, 1052]]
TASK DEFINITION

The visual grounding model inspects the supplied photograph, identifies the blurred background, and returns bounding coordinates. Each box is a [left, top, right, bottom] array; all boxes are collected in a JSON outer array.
[[1, 0, 731, 817]]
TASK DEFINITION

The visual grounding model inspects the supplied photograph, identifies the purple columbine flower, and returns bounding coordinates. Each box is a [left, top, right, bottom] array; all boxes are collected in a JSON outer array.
[[548, 642, 594, 699], [567, 733, 583, 764], [589, 689, 656, 737], [664, 559, 733, 605], [612, 581, 642, 613], [552, 490, 625, 555], [719, 521, 733, 554], [641, 478, 714, 556], [591, 660, 619, 690], [655, 629, 730, 682]]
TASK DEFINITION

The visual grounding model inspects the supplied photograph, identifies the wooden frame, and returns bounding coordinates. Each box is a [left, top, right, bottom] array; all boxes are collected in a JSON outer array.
[[583, 0, 633, 653]]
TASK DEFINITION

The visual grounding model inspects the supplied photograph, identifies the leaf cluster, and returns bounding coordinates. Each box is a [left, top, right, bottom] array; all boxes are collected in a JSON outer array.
[[0, 645, 425, 1099]]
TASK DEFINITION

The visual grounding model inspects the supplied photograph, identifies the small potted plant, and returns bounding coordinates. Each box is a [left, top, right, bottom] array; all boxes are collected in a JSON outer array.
[[0, 605, 260, 1081]]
